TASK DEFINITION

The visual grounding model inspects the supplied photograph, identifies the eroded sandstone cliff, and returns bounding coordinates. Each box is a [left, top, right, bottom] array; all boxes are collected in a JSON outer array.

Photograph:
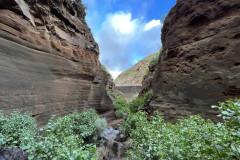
[[0, 0, 114, 126], [141, 0, 240, 122]]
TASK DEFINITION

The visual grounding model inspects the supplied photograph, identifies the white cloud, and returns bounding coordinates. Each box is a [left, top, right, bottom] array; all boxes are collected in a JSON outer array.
[[144, 19, 161, 31], [110, 12, 137, 34], [95, 11, 162, 74], [109, 70, 122, 80]]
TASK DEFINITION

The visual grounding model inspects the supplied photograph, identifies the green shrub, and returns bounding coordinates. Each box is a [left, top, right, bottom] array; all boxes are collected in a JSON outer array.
[[94, 118, 107, 138], [144, 67, 149, 74], [0, 110, 36, 147], [123, 99, 240, 160], [126, 114, 240, 160], [129, 90, 153, 113], [113, 95, 129, 118], [132, 93, 139, 100], [101, 64, 111, 77], [115, 106, 130, 118], [148, 50, 161, 68], [0, 109, 106, 160], [122, 111, 147, 136], [212, 99, 240, 129]]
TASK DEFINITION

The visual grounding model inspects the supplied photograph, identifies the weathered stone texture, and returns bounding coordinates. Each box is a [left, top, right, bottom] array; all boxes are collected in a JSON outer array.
[[0, 147, 28, 160], [0, 0, 113, 126], [142, 0, 240, 122]]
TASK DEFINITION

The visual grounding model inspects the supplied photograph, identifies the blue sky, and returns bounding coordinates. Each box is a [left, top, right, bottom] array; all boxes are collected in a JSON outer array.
[[82, 0, 176, 79]]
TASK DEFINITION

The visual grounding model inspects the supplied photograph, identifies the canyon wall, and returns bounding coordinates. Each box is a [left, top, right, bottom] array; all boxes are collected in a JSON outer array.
[[0, 0, 113, 126], [141, 0, 240, 122]]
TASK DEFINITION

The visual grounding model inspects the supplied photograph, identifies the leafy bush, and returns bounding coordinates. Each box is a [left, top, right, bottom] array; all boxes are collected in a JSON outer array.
[[115, 106, 130, 118], [122, 111, 146, 136], [0, 110, 36, 147], [125, 113, 240, 160], [129, 90, 153, 113], [144, 67, 149, 74], [148, 50, 161, 68], [101, 64, 111, 77], [0, 109, 106, 159], [113, 95, 129, 118], [212, 99, 240, 129], [122, 98, 240, 159], [132, 93, 139, 100]]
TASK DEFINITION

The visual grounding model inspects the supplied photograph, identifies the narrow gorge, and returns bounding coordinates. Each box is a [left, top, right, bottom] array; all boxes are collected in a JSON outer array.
[[0, 0, 239, 159]]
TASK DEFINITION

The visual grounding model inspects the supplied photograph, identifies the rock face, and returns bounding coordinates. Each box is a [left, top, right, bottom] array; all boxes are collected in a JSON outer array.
[[0, 0, 113, 126], [0, 147, 28, 160], [141, 0, 240, 122]]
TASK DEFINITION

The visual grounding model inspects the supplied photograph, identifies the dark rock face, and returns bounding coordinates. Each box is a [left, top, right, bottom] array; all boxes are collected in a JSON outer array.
[[0, 147, 28, 160], [142, 0, 240, 122], [0, 0, 114, 126]]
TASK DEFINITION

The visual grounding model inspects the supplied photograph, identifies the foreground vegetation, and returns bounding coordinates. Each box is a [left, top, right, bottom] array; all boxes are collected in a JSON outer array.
[[1, 90, 239, 159], [0, 109, 107, 159], [111, 89, 240, 159], [120, 93, 240, 159]]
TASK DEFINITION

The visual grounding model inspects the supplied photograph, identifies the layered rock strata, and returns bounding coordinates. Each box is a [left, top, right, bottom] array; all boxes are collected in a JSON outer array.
[[141, 0, 240, 122], [0, 0, 113, 126]]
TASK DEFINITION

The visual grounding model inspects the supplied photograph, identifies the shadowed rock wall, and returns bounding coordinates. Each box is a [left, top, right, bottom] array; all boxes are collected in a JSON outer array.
[[141, 0, 240, 122], [0, 0, 113, 126]]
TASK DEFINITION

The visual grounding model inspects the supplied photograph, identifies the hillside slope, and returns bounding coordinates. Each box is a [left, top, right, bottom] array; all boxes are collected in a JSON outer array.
[[115, 51, 160, 85]]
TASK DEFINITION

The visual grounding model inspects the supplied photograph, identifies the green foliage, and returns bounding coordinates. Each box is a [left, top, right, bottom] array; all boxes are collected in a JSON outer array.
[[115, 106, 130, 118], [132, 93, 139, 100], [122, 111, 146, 136], [122, 99, 240, 160], [106, 88, 120, 100], [0, 110, 36, 147], [111, 90, 153, 118], [107, 89, 130, 118], [129, 71, 139, 77], [212, 99, 240, 129], [127, 114, 240, 160], [129, 90, 153, 113], [101, 64, 111, 77], [148, 50, 161, 68], [113, 95, 129, 118], [144, 67, 149, 74], [0, 109, 106, 159]]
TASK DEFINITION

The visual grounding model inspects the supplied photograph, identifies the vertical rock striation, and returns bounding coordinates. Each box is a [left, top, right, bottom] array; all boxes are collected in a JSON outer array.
[[141, 0, 240, 122], [0, 0, 113, 126]]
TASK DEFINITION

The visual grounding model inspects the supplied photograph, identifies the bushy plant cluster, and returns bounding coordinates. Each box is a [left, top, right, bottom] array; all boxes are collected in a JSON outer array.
[[111, 89, 153, 118], [113, 95, 130, 118], [148, 49, 161, 68], [122, 94, 240, 159], [101, 64, 111, 78], [0, 109, 107, 160], [212, 99, 240, 129], [128, 90, 153, 113], [106, 89, 130, 118]]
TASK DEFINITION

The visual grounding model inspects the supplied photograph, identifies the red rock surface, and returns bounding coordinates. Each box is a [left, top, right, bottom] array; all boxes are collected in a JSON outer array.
[[0, 0, 114, 126], [141, 0, 240, 122]]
